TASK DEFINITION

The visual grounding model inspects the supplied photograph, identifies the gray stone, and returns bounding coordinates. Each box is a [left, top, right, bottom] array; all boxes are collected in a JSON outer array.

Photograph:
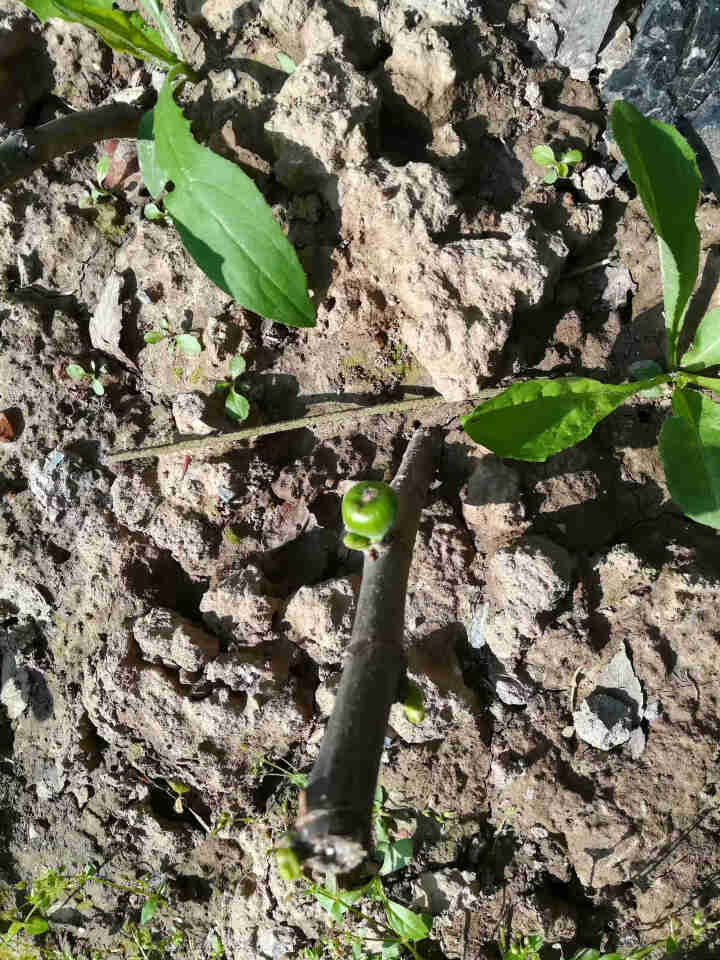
[[553, 0, 620, 81], [171, 393, 215, 436], [1, 652, 30, 719], [283, 578, 355, 665], [603, 0, 720, 190], [133, 608, 220, 672], [573, 693, 633, 750]]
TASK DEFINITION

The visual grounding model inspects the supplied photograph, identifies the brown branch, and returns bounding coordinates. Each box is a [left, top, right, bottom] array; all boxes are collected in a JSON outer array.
[[104, 390, 501, 464], [293, 426, 440, 875], [0, 102, 146, 190]]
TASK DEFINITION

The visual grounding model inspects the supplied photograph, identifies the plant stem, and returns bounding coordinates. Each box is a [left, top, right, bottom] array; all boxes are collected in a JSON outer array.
[[0, 100, 149, 190], [105, 391, 498, 463], [293, 427, 440, 874]]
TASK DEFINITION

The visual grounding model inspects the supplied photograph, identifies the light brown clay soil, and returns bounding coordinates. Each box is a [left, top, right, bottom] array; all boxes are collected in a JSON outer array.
[[1, 1, 720, 959]]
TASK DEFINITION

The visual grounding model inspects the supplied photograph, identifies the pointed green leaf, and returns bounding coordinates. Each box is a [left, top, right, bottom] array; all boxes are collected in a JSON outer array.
[[531, 145, 555, 166], [140, 895, 160, 926], [276, 52, 297, 74], [681, 307, 720, 371], [611, 100, 701, 364], [381, 943, 402, 959], [141, 72, 316, 328], [24, 916, 49, 935], [144, 330, 166, 343], [659, 387, 720, 528], [313, 886, 364, 921], [556, 161, 569, 178], [560, 149, 582, 164], [137, 0, 183, 57], [225, 387, 250, 422], [543, 167, 558, 184], [7, 921, 24, 939], [379, 838, 413, 875], [461, 377, 659, 461], [138, 110, 167, 199], [35, 0, 184, 68], [384, 901, 431, 942], [175, 334, 202, 356], [96, 154, 110, 185], [91, 378, 105, 396], [167, 779, 190, 795], [67, 364, 87, 380], [229, 354, 246, 378], [685, 374, 720, 394], [629, 359, 665, 398]]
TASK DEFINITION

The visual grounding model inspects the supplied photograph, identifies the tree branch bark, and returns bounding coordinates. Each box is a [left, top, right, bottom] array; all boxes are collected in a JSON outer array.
[[293, 426, 440, 875], [0, 102, 146, 190]]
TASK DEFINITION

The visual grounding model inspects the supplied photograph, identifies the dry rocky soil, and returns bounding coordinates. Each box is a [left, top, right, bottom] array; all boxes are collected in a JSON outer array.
[[1, 0, 720, 958]]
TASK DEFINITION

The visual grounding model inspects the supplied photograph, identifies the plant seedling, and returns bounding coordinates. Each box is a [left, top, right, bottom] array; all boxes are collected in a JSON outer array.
[[79, 153, 112, 207], [67, 359, 107, 395], [143, 200, 171, 223], [214, 354, 250, 423], [531, 144, 583, 183], [143, 317, 202, 356], [463, 100, 720, 531], [342, 481, 398, 550]]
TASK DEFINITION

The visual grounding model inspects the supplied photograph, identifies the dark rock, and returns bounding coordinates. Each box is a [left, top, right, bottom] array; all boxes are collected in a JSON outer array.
[[604, 0, 720, 191]]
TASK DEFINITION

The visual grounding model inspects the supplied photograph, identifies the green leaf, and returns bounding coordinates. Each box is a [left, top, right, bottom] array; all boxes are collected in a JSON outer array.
[[543, 167, 558, 185], [96, 154, 110, 185], [16, 0, 61, 19], [175, 334, 202, 356], [374, 815, 391, 844], [43, 0, 183, 68], [379, 838, 413, 876], [225, 386, 250, 422], [461, 377, 657, 461], [138, 110, 168, 199], [144, 330, 166, 344], [140, 895, 160, 926], [560, 149, 582, 164], [167, 779, 190, 795], [381, 943, 402, 959], [384, 901, 432, 942], [313, 886, 364, 921], [144, 71, 316, 328], [611, 100, 701, 365], [7, 921, 24, 939], [659, 387, 720, 528], [629, 359, 665, 398], [681, 307, 720, 371], [276, 51, 297, 74], [91, 378, 105, 396], [531, 144, 555, 166], [556, 162, 569, 178], [143, 202, 169, 222], [67, 364, 87, 379], [229, 354, 246, 378], [137, 0, 183, 57], [685, 374, 720, 394], [24, 916, 49, 935]]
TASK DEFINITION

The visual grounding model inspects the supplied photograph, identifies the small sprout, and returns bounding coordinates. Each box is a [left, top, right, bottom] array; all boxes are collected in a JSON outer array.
[[167, 779, 190, 813], [532, 144, 583, 184], [143, 327, 202, 356], [276, 51, 297, 74], [402, 683, 425, 724], [67, 360, 107, 395], [143, 201, 171, 223], [96, 153, 110, 186], [342, 481, 398, 544], [275, 846, 302, 882], [215, 354, 250, 423]]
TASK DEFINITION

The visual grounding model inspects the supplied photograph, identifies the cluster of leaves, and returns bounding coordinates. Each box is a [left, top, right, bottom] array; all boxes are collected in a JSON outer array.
[[0, 862, 223, 960], [464, 100, 720, 530], [531, 144, 583, 184], [499, 906, 720, 960], [143, 317, 202, 356], [66, 359, 107, 395], [18, 0, 316, 331], [214, 354, 250, 423], [78, 155, 112, 208]]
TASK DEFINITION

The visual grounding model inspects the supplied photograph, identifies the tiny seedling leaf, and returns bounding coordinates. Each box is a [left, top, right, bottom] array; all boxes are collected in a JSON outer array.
[[611, 99, 701, 365], [560, 149, 582, 164], [144, 330, 166, 344], [225, 386, 250, 422], [314, 886, 364, 921], [556, 161, 569, 178], [91, 378, 105, 396], [531, 144, 555, 166], [7, 921, 24, 938], [175, 334, 202, 356], [379, 838, 414, 875], [276, 51, 297, 74], [659, 387, 720, 529], [384, 900, 432, 942], [543, 167, 558, 185], [144, 201, 169, 222], [167, 779, 190, 795], [681, 307, 720, 371], [67, 364, 87, 380], [24, 916, 49, 935], [140, 70, 316, 329], [461, 377, 657, 461], [140, 895, 160, 926], [229, 354, 246, 378], [96, 154, 110, 185]]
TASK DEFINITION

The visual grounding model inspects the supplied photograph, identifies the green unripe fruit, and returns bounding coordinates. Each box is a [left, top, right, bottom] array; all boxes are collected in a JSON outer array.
[[343, 532, 372, 551], [342, 482, 398, 542], [403, 683, 425, 724]]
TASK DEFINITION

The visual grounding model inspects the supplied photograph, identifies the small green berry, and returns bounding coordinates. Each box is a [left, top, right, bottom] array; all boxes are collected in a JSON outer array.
[[341, 482, 398, 542]]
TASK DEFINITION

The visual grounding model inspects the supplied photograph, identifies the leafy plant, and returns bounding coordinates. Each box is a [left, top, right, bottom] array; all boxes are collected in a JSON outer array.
[[16, 0, 316, 330], [79, 153, 112, 208], [214, 354, 250, 423], [143, 316, 202, 356], [463, 100, 720, 530], [67, 359, 107, 395], [531, 144, 583, 184]]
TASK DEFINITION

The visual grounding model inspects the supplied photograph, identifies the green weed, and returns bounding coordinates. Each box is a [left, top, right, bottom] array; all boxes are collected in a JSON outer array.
[[66, 360, 107, 396], [531, 144, 582, 184]]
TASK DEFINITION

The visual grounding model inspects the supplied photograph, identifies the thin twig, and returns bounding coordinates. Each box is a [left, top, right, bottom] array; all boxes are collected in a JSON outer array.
[[104, 391, 500, 464], [0, 101, 147, 190], [293, 427, 441, 874]]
